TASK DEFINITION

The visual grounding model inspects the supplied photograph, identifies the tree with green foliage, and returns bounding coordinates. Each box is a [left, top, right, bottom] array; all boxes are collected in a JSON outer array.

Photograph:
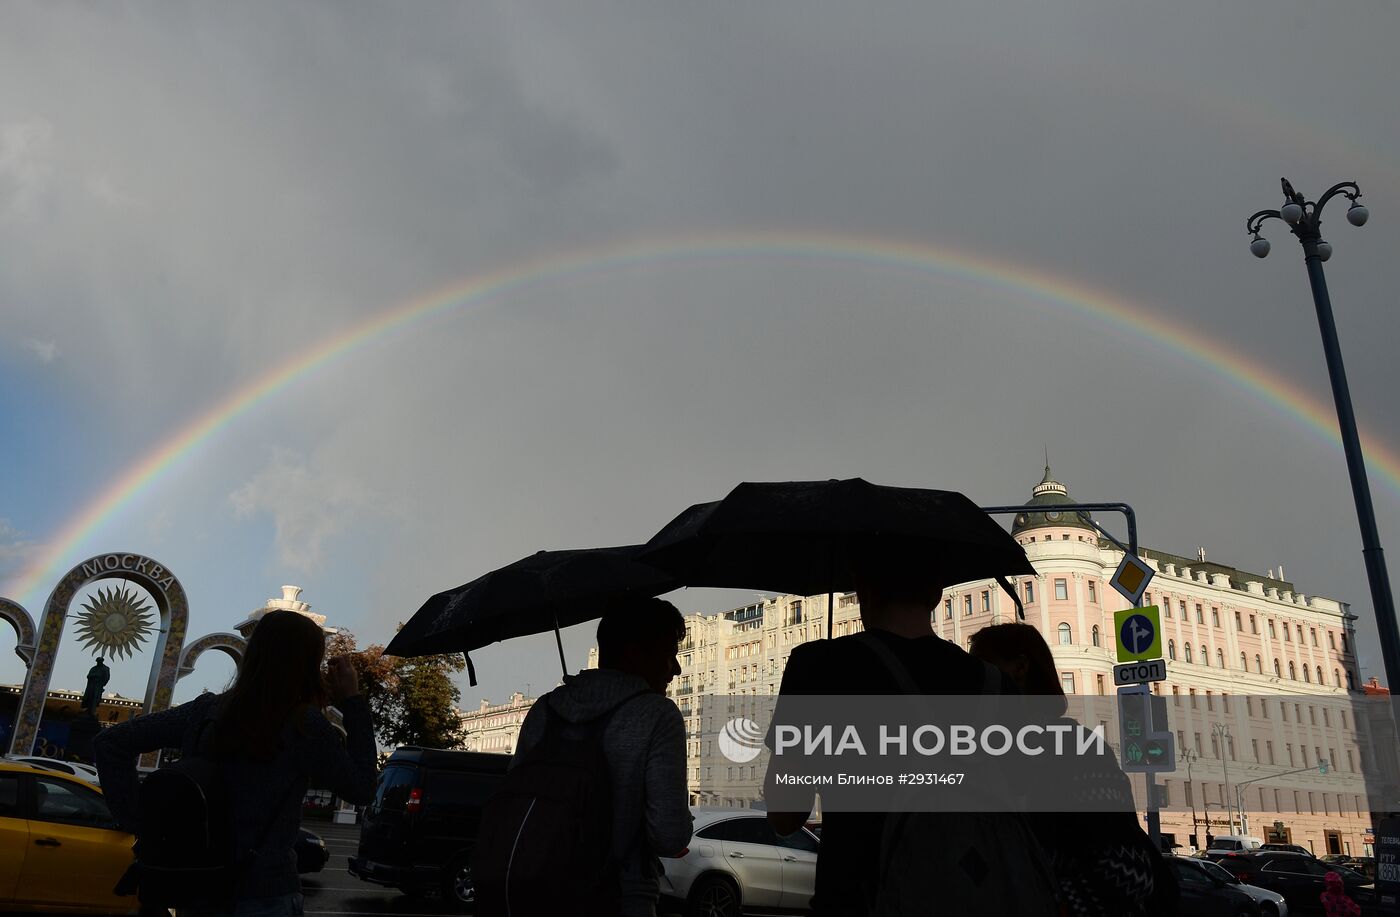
[[327, 630, 466, 751]]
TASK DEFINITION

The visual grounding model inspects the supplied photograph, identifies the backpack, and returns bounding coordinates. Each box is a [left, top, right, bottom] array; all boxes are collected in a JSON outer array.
[[472, 691, 647, 917], [117, 712, 295, 908], [854, 632, 1061, 917]]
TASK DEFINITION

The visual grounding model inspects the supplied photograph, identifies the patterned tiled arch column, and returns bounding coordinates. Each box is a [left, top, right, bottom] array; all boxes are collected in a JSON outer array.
[[177, 632, 247, 681], [7, 553, 188, 765], [0, 598, 37, 666]]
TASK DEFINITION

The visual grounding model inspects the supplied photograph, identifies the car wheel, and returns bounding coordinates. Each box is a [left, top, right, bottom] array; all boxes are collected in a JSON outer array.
[[686, 874, 741, 917], [441, 854, 475, 911], [1259, 903, 1279, 917]]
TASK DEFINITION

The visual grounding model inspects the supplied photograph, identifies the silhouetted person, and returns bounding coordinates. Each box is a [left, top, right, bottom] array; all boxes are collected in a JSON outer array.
[[971, 622, 1179, 917], [765, 560, 1057, 916], [80, 657, 110, 716], [94, 609, 376, 916], [508, 597, 692, 917]]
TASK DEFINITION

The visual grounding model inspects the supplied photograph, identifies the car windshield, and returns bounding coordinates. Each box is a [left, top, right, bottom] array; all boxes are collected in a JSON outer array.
[[1199, 861, 1240, 884]]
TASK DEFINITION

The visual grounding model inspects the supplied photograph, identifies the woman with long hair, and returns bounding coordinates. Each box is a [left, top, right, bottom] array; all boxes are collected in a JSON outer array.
[[970, 622, 1179, 917], [95, 609, 377, 916]]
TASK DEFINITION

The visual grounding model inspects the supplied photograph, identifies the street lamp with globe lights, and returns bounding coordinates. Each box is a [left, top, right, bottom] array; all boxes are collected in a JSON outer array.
[[1246, 178, 1398, 696]]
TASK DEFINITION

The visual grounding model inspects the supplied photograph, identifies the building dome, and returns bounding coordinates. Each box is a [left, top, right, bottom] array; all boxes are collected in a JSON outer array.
[[1011, 465, 1095, 537]]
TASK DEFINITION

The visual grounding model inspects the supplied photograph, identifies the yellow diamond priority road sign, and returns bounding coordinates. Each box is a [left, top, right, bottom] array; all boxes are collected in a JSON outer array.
[[1114, 605, 1162, 663], [1109, 553, 1154, 605]]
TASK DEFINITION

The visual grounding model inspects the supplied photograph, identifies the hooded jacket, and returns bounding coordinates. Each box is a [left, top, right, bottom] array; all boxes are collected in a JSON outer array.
[[512, 668, 692, 917]]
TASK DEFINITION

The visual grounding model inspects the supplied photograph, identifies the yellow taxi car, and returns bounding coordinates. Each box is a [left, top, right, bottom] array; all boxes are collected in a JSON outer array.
[[0, 759, 137, 914]]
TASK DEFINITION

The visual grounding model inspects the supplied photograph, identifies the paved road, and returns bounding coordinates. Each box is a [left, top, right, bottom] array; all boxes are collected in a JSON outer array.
[[302, 819, 461, 917]]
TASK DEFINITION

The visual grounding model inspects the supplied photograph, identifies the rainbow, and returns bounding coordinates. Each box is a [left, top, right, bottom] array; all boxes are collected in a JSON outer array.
[[8, 230, 1399, 605]]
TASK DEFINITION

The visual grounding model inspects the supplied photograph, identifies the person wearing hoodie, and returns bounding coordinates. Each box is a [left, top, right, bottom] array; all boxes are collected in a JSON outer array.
[[509, 597, 693, 917]]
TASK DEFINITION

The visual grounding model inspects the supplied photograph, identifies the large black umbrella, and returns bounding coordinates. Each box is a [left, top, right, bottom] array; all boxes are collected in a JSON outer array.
[[385, 545, 678, 684], [640, 478, 1035, 633]]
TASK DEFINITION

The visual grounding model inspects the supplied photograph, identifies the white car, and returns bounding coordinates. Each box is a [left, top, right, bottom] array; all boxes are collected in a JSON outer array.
[[660, 807, 819, 916], [1187, 856, 1290, 917], [3, 755, 101, 785]]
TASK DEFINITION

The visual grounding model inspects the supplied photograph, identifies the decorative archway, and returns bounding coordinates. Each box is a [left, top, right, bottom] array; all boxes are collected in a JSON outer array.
[[0, 598, 37, 666], [177, 633, 247, 682], [7, 553, 189, 760]]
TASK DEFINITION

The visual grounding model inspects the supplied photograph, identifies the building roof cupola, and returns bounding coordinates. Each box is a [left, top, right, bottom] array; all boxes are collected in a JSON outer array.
[[1011, 462, 1095, 537]]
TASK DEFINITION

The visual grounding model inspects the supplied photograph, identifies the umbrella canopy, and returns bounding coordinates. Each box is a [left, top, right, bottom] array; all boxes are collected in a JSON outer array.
[[640, 478, 1034, 597], [385, 544, 679, 683]]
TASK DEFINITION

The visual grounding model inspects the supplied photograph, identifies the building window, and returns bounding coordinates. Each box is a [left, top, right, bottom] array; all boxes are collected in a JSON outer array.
[[1297, 624, 1304, 642], [1268, 620, 1276, 638], [981, 591, 990, 612], [965, 595, 973, 616], [1144, 592, 1152, 607], [1316, 665, 1324, 684], [1195, 604, 1204, 624], [1096, 674, 1105, 695], [1054, 579, 1068, 601], [1235, 610, 1243, 631], [1283, 623, 1291, 642], [1252, 738, 1259, 762], [1179, 600, 1186, 619], [1334, 668, 1341, 687], [1346, 671, 1355, 690], [1212, 608, 1220, 628], [1088, 581, 1097, 602], [1310, 627, 1318, 646], [1255, 654, 1263, 673], [1217, 649, 1225, 668], [1341, 632, 1349, 653], [1240, 652, 1247, 670], [1058, 623, 1072, 645], [1060, 673, 1075, 694], [1025, 581, 1035, 603], [1288, 661, 1297, 681], [788, 601, 803, 625], [1200, 645, 1207, 666], [1184, 644, 1193, 663], [945, 598, 953, 620], [1168, 640, 1176, 660], [1266, 740, 1275, 764], [1250, 614, 1258, 634], [1092, 625, 1101, 647], [1303, 665, 1311, 683], [1274, 658, 1281, 676], [1329, 631, 1337, 650]]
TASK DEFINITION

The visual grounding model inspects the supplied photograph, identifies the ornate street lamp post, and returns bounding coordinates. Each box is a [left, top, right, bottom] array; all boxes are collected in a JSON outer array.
[[1247, 179, 1399, 692]]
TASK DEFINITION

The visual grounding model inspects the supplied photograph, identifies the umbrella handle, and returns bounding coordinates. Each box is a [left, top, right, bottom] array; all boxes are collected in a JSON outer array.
[[463, 652, 478, 687]]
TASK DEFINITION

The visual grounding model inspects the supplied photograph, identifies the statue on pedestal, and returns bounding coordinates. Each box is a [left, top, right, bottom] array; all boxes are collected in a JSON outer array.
[[80, 657, 110, 717]]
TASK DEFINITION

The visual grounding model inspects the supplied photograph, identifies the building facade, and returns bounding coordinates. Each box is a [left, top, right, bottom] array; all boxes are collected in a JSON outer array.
[[666, 468, 1383, 856], [460, 691, 536, 754]]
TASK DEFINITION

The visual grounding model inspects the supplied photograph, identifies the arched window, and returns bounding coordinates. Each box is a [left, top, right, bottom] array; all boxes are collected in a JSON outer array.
[[1184, 644, 1193, 663], [1316, 666, 1324, 684], [1168, 640, 1177, 661], [1274, 658, 1281, 676], [1303, 665, 1311, 683], [1200, 645, 1208, 666], [1346, 671, 1355, 690], [1092, 625, 1101, 647], [1334, 668, 1341, 687], [1217, 649, 1225, 668], [1288, 661, 1297, 680], [1058, 623, 1072, 645], [1240, 652, 1247, 670], [1255, 654, 1263, 674]]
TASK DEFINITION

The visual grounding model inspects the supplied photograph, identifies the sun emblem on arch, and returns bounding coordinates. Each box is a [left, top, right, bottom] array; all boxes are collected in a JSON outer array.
[[75, 585, 155, 660]]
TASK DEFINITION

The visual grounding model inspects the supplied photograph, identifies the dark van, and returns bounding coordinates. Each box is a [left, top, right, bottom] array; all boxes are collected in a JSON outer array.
[[348, 747, 509, 908]]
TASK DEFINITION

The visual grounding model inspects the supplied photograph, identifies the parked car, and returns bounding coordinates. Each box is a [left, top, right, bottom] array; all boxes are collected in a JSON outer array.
[[0, 759, 136, 914], [1260, 843, 1312, 856], [1205, 836, 1265, 860], [1217, 851, 1375, 916], [296, 827, 329, 874], [659, 807, 818, 917], [1188, 857, 1290, 917], [4, 755, 101, 786], [1166, 855, 1265, 916], [348, 747, 509, 909]]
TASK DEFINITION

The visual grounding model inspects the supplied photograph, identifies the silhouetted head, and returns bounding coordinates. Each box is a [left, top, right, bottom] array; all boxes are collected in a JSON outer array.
[[851, 546, 945, 636], [216, 609, 328, 759], [597, 597, 685, 693], [969, 622, 1066, 710]]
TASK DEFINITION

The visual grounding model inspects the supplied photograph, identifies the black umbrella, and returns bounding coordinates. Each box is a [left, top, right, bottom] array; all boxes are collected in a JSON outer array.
[[385, 545, 679, 685], [640, 478, 1035, 634]]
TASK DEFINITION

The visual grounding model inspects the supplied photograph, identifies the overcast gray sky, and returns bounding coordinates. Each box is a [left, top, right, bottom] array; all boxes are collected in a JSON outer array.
[[2, 1, 1398, 708]]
